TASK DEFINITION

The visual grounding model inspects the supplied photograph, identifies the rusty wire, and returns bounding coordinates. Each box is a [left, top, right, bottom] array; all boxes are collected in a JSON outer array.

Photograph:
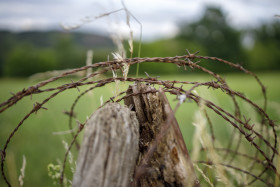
[[0, 50, 279, 187]]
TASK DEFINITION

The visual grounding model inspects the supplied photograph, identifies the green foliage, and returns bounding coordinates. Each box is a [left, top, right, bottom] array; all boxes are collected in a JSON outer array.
[[255, 21, 280, 42], [131, 40, 182, 74], [177, 6, 245, 72], [0, 31, 114, 77], [1, 35, 114, 77], [54, 36, 85, 69], [246, 21, 280, 71], [4, 43, 57, 77], [247, 41, 280, 70], [0, 31, 17, 76], [47, 164, 61, 185], [176, 6, 280, 72], [128, 39, 206, 75]]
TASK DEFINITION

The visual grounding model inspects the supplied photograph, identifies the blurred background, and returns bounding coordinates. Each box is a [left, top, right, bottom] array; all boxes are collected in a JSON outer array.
[[0, 0, 279, 76], [0, 0, 280, 186]]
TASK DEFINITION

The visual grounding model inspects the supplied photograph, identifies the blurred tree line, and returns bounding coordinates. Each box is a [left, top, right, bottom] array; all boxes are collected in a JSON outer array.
[[0, 6, 279, 77], [0, 31, 114, 77], [133, 7, 280, 74]]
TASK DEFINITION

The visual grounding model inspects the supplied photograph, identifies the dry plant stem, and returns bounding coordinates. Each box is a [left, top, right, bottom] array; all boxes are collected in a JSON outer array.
[[203, 109, 215, 146], [187, 79, 277, 164], [188, 79, 241, 162], [195, 55, 269, 175], [247, 122, 267, 184], [180, 82, 278, 180], [60, 124, 84, 187], [224, 94, 242, 164], [227, 131, 242, 164], [196, 161, 274, 187], [191, 94, 278, 185], [205, 147, 276, 184], [247, 166, 270, 186], [191, 95, 277, 172], [182, 80, 275, 157], [63, 2, 143, 77], [213, 148, 270, 167]]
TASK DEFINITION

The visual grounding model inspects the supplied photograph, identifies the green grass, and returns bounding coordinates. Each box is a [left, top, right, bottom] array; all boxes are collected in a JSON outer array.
[[0, 72, 279, 186]]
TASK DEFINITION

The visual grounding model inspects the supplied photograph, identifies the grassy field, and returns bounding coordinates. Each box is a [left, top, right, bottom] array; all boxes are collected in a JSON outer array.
[[0, 72, 280, 186]]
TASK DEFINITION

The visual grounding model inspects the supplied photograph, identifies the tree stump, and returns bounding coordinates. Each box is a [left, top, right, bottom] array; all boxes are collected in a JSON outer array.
[[124, 83, 200, 187], [72, 103, 139, 187]]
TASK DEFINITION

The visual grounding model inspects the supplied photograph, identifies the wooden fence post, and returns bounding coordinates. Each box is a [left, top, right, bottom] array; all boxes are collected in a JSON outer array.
[[73, 83, 200, 187], [72, 103, 139, 187]]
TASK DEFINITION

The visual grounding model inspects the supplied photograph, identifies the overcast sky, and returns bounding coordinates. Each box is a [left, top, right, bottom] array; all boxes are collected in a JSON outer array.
[[0, 0, 279, 40]]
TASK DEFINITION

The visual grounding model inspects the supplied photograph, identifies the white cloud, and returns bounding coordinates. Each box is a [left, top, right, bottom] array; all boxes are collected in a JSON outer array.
[[0, 0, 279, 39]]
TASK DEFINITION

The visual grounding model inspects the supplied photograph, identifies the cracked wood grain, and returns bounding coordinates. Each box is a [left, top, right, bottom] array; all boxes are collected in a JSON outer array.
[[72, 103, 139, 187]]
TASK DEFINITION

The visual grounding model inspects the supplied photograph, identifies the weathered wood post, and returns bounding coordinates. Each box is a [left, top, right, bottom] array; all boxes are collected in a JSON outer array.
[[72, 103, 139, 187], [73, 83, 200, 187]]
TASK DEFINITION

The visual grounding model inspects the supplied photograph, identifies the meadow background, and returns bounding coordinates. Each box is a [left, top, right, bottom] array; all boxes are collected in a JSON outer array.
[[0, 5, 280, 187]]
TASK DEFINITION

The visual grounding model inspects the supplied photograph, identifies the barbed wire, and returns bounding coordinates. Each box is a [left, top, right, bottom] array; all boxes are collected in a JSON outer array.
[[0, 50, 278, 187]]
